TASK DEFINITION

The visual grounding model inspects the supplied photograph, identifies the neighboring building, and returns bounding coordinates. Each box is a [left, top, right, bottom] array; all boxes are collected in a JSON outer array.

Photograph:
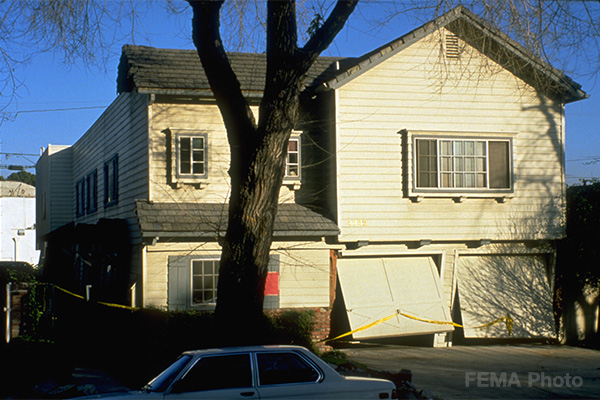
[[36, 7, 587, 345], [1, 181, 39, 265]]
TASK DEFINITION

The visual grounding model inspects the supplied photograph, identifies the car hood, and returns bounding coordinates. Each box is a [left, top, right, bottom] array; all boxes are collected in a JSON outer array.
[[74, 390, 151, 399]]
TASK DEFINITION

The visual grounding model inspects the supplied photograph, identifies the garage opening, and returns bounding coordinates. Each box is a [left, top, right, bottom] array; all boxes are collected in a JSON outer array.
[[335, 256, 453, 339], [456, 254, 555, 338]]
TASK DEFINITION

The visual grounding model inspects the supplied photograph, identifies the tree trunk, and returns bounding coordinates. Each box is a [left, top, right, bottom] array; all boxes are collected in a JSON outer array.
[[189, 0, 357, 340]]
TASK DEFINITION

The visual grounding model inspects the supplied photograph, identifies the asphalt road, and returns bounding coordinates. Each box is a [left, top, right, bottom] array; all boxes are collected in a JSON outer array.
[[342, 344, 600, 399]]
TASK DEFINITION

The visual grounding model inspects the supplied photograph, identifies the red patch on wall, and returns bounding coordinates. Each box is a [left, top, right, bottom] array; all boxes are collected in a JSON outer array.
[[264, 272, 279, 295]]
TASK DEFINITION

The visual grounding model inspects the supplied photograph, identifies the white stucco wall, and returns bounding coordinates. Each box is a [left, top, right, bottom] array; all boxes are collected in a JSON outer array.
[[0, 182, 40, 265]]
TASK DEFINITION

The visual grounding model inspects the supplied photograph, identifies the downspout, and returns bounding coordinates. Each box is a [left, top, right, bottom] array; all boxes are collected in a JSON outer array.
[[4, 283, 11, 343]]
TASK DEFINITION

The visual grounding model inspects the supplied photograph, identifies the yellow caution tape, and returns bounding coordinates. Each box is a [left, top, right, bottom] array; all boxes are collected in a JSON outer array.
[[54, 284, 85, 300], [324, 311, 400, 342], [52, 284, 137, 311], [324, 310, 514, 342]]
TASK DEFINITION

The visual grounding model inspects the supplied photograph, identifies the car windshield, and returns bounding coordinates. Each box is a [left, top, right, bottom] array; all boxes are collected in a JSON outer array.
[[144, 355, 192, 392]]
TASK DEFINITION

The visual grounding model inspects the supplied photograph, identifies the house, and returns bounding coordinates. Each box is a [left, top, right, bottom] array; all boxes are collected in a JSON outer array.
[[1, 181, 39, 265], [36, 7, 587, 345]]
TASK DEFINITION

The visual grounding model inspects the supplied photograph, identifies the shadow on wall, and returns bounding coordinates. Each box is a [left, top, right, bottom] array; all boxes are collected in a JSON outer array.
[[40, 219, 132, 305]]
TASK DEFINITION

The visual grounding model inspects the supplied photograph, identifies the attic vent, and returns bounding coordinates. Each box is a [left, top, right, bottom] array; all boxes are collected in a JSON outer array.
[[445, 34, 460, 59]]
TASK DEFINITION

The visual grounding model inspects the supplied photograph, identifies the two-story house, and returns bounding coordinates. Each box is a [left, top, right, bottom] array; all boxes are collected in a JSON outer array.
[[36, 7, 587, 345]]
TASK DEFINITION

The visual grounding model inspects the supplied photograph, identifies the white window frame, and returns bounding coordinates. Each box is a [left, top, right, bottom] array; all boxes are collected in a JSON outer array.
[[405, 130, 515, 200], [191, 258, 220, 309], [283, 131, 302, 189], [169, 129, 209, 188]]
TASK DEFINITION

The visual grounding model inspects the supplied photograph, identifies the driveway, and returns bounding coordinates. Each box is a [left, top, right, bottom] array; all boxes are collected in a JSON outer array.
[[342, 344, 600, 399]]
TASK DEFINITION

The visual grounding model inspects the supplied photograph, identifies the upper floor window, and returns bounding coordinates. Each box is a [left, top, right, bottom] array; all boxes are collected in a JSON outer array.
[[414, 137, 512, 191], [178, 135, 207, 177], [86, 169, 98, 213], [75, 178, 85, 217], [285, 136, 300, 179], [104, 154, 118, 207], [169, 130, 208, 188], [76, 169, 99, 217]]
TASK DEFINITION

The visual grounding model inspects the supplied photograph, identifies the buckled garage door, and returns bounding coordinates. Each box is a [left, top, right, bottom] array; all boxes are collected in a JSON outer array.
[[337, 256, 453, 339], [456, 254, 555, 338]]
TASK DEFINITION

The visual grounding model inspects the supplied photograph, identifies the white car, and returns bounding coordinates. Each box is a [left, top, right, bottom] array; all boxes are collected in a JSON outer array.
[[80, 345, 397, 399]]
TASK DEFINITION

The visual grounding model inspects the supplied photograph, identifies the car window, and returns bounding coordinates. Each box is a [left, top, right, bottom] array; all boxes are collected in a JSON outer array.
[[257, 352, 321, 386], [173, 354, 252, 393], [146, 355, 192, 392]]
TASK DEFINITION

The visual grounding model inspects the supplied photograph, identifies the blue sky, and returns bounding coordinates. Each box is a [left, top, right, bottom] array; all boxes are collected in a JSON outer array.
[[0, 3, 598, 185]]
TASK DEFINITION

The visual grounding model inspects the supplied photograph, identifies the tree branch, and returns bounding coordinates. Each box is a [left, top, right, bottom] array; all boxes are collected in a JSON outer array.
[[302, 0, 359, 59], [188, 0, 257, 143]]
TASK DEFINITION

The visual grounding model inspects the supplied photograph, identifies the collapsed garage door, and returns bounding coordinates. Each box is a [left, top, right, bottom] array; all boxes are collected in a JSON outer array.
[[456, 254, 555, 338], [337, 256, 453, 339]]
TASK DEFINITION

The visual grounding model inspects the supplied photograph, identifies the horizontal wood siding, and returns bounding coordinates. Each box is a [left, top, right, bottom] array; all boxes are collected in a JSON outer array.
[[149, 101, 296, 205], [336, 29, 565, 242], [144, 241, 330, 309], [36, 145, 73, 239], [71, 92, 150, 243]]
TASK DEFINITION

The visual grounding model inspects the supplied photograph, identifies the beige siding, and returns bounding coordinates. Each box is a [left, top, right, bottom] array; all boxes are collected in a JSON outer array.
[[148, 101, 296, 205], [335, 30, 564, 242], [272, 243, 331, 308], [71, 92, 150, 242], [144, 241, 331, 309], [36, 145, 73, 240]]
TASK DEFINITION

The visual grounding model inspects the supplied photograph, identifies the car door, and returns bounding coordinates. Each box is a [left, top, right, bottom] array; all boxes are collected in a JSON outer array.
[[255, 351, 335, 399], [165, 353, 258, 399]]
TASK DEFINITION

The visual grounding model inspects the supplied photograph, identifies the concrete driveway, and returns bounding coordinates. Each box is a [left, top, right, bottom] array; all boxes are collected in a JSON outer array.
[[342, 344, 600, 399]]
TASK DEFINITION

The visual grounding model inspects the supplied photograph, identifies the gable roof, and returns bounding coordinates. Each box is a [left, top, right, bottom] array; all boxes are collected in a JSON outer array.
[[325, 6, 587, 103], [117, 6, 586, 104], [135, 200, 339, 239]]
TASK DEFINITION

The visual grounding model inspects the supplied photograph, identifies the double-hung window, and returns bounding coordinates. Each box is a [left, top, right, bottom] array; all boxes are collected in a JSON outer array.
[[285, 136, 300, 178], [86, 169, 98, 213], [104, 154, 118, 207], [192, 259, 219, 306], [414, 137, 512, 191], [178, 135, 206, 177], [75, 178, 85, 217], [170, 130, 208, 187]]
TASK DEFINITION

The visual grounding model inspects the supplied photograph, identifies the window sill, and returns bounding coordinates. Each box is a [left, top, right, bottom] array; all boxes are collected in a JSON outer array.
[[283, 181, 301, 191], [409, 192, 514, 203], [172, 180, 209, 190]]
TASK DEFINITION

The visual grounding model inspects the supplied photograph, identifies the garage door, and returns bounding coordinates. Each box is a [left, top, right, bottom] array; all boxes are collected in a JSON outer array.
[[337, 256, 453, 339], [457, 254, 555, 338]]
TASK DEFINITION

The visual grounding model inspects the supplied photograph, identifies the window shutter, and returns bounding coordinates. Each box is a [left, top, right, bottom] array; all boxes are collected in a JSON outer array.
[[489, 141, 510, 189], [168, 256, 191, 310]]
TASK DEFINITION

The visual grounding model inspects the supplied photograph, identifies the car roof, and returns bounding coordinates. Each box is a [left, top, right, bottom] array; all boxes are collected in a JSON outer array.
[[181, 345, 309, 356]]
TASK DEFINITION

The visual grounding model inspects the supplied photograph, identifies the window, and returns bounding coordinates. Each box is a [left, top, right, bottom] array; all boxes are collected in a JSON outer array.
[[173, 354, 252, 393], [75, 178, 85, 217], [415, 137, 511, 191], [86, 170, 98, 213], [104, 155, 118, 207], [192, 259, 219, 305], [285, 136, 301, 179], [169, 130, 208, 187], [178, 135, 206, 177], [168, 254, 279, 310], [257, 352, 321, 386]]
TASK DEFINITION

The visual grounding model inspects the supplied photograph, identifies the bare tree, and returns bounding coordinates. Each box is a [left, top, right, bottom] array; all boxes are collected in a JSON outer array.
[[2, 0, 599, 333], [187, 0, 357, 329], [384, 0, 600, 78]]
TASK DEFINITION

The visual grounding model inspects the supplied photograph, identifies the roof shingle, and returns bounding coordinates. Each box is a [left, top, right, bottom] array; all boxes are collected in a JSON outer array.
[[135, 200, 339, 239]]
